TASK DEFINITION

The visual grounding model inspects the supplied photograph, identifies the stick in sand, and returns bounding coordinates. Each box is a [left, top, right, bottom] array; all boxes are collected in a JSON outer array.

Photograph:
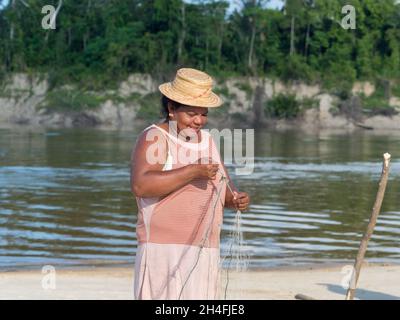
[[345, 152, 391, 300]]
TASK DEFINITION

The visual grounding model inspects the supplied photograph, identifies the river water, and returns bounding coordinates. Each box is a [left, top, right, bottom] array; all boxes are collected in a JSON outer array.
[[0, 125, 399, 270]]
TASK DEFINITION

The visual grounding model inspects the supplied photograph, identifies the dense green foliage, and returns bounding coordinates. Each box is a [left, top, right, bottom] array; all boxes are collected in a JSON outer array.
[[0, 0, 399, 90], [40, 88, 105, 111], [360, 83, 398, 116], [265, 93, 300, 118]]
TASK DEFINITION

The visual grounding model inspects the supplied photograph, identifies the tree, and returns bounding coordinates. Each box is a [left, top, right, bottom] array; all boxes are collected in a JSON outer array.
[[0, 0, 399, 87], [284, 0, 303, 56]]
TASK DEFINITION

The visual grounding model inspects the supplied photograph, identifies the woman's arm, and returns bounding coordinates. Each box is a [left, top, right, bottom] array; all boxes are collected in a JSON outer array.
[[130, 130, 219, 198]]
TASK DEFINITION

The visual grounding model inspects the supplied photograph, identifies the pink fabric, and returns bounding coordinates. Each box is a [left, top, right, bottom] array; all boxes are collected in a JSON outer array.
[[134, 125, 226, 300]]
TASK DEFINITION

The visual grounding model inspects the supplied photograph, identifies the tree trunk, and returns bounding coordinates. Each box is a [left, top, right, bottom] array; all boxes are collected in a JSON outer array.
[[290, 16, 295, 56], [86, 0, 92, 13], [83, 32, 89, 51], [6, 43, 11, 70], [6, 0, 17, 70], [217, 19, 224, 67], [304, 22, 310, 57], [205, 36, 209, 70], [68, 28, 72, 48], [252, 82, 266, 127], [382, 79, 391, 101], [177, 2, 186, 64], [9, 0, 16, 41], [248, 21, 256, 70]]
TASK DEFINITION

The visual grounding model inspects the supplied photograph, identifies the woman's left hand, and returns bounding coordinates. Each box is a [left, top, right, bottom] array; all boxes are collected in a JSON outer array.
[[232, 192, 250, 212]]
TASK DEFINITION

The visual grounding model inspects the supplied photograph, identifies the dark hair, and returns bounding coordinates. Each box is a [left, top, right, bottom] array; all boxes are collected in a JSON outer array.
[[160, 95, 181, 122]]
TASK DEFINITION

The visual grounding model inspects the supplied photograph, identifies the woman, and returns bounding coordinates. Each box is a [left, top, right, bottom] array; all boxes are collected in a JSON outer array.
[[130, 68, 250, 300]]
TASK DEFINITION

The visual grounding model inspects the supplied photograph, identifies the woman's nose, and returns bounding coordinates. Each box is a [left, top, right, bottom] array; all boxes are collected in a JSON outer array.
[[193, 115, 203, 125]]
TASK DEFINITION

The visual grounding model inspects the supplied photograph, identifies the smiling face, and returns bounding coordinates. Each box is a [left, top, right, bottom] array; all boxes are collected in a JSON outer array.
[[168, 103, 209, 134]]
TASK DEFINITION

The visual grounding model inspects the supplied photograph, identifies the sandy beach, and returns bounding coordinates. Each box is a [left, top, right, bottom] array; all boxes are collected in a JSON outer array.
[[1, 263, 399, 300]]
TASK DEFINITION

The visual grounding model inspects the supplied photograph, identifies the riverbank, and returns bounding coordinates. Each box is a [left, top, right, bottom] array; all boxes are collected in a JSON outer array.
[[1, 73, 400, 130], [1, 263, 399, 300]]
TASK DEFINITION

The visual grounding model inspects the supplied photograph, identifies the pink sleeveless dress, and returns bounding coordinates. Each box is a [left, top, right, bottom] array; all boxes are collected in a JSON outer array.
[[133, 124, 226, 300]]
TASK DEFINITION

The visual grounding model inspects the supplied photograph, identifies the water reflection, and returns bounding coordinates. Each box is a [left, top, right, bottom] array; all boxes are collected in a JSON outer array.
[[0, 127, 399, 269]]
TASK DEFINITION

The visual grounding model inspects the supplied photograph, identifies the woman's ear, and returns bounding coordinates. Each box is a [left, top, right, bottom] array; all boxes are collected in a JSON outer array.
[[167, 102, 174, 119]]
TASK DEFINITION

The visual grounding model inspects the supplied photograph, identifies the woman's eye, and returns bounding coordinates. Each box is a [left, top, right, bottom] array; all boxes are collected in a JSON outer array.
[[187, 113, 207, 117]]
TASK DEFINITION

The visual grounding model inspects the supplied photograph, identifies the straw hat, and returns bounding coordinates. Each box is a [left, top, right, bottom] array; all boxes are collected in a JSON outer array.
[[159, 68, 222, 108]]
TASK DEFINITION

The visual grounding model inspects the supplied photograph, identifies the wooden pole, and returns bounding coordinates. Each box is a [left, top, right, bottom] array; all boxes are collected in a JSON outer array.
[[345, 153, 391, 300]]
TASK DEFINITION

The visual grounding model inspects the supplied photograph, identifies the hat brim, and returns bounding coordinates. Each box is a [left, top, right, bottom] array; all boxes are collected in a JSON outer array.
[[159, 83, 222, 108]]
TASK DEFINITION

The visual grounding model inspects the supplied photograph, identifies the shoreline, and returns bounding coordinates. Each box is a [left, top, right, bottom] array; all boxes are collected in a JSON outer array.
[[1, 262, 399, 300], [1, 257, 395, 273], [1, 260, 397, 273], [2, 120, 400, 135]]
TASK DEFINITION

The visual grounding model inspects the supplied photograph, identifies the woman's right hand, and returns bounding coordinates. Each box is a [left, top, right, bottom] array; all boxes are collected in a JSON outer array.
[[191, 160, 219, 180]]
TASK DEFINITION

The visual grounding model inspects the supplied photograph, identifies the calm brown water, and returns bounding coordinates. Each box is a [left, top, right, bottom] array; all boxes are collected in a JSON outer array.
[[0, 126, 399, 270]]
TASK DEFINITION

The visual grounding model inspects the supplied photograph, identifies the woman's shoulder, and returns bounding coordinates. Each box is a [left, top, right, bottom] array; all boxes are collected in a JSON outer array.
[[134, 123, 167, 149], [139, 123, 167, 137], [142, 122, 170, 136], [133, 123, 168, 159], [154, 122, 169, 132], [132, 127, 168, 168]]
